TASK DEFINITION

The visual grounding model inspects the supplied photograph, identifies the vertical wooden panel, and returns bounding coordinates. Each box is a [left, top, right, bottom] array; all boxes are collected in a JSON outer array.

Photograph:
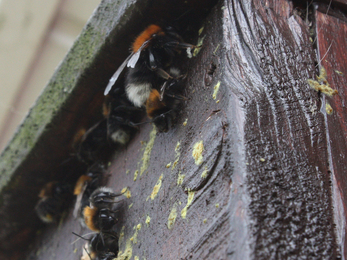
[[224, 0, 337, 258], [316, 9, 347, 257]]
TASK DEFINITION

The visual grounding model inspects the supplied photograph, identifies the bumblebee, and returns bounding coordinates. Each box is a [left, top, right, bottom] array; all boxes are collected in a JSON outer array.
[[74, 119, 114, 165], [73, 164, 104, 227], [75, 232, 118, 260], [104, 24, 196, 108], [83, 187, 122, 234], [103, 94, 143, 145], [35, 181, 72, 223], [146, 68, 186, 132]]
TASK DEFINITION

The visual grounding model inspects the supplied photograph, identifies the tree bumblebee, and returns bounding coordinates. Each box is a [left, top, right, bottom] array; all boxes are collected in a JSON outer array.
[[145, 68, 186, 132], [104, 24, 197, 108], [83, 187, 122, 234], [73, 164, 104, 227]]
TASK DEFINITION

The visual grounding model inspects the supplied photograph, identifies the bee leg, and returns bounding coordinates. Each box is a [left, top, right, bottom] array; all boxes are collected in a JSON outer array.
[[156, 68, 172, 80], [165, 93, 187, 101], [164, 41, 199, 49], [160, 81, 168, 101]]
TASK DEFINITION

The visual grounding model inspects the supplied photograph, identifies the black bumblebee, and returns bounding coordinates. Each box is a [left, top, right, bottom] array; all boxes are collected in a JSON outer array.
[[83, 187, 122, 234], [104, 24, 196, 108], [74, 120, 114, 165], [103, 94, 143, 145], [35, 181, 72, 223]]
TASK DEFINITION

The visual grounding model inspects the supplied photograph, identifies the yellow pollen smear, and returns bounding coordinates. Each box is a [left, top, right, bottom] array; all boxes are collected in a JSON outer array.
[[326, 103, 333, 115], [201, 166, 208, 178], [150, 174, 163, 200], [140, 126, 157, 175], [122, 187, 131, 198], [307, 66, 338, 97], [213, 81, 221, 100], [130, 223, 142, 244], [177, 172, 185, 186], [134, 170, 139, 181], [115, 238, 133, 260], [181, 191, 195, 219], [192, 141, 204, 165], [168, 205, 177, 229], [145, 216, 151, 227], [172, 141, 181, 170]]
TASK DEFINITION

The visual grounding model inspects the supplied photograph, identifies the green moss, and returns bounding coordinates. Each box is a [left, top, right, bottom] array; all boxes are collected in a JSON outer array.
[[0, 2, 114, 195]]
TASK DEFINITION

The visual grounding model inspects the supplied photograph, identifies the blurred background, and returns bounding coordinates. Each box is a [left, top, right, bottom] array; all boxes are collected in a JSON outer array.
[[0, 0, 100, 152]]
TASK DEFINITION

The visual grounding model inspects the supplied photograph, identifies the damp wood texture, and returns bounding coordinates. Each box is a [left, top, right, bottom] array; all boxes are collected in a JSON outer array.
[[0, 0, 347, 259]]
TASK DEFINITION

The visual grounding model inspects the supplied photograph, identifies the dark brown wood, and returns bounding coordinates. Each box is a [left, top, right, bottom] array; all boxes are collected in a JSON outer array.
[[1, 0, 346, 259], [316, 8, 347, 258]]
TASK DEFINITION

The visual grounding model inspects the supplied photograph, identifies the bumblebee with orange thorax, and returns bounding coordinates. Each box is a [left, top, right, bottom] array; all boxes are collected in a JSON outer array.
[[73, 164, 104, 227], [104, 24, 197, 108], [145, 68, 185, 132], [83, 187, 122, 233]]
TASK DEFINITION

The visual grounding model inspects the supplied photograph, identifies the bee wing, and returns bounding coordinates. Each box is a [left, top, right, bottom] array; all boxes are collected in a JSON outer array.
[[127, 39, 151, 68], [104, 54, 133, 95]]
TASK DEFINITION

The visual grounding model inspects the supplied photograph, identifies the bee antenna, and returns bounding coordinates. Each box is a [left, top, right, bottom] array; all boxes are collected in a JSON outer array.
[[71, 232, 95, 244], [173, 9, 192, 22]]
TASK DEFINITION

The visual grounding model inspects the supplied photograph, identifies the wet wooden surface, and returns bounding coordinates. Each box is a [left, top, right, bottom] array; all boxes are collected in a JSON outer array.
[[0, 0, 346, 259], [316, 8, 347, 258]]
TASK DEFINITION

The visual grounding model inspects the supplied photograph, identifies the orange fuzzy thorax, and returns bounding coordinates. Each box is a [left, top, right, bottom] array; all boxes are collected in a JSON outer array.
[[83, 206, 99, 232], [146, 89, 166, 118], [132, 24, 163, 52], [74, 175, 92, 195]]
